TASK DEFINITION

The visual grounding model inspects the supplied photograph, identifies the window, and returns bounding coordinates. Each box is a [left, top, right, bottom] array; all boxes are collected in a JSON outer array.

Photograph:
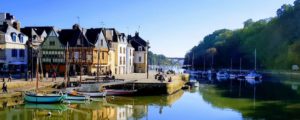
[[19, 49, 25, 57], [123, 57, 125, 64], [102, 52, 104, 60], [101, 39, 103, 46], [120, 47, 122, 53], [123, 48, 125, 54], [11, 49, 17, 57], [33, 35, 37, 41], [119, 57, 122, 64], [77, 39, 81, 45], [11, 33, 17, 42], [50, 41, 55, 46], [138, 46, 143, 51], [139, 56, 142, 62], [19, 34, 23, 43], [130, 50, 132, 56]]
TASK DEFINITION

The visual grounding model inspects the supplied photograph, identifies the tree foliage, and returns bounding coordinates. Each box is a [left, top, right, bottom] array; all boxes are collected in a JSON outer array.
[[185, 0, 300, 70]]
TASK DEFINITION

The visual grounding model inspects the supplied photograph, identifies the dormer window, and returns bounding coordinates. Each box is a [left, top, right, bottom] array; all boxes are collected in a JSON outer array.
[[77, 39, 81, 45], [101, 39, 103, 46], [138, 46, 143, 51], [50, 41, 55, 46], [19, 34, 23, 43], [33, 35, 37, 41], [11, 33, 17, 42]]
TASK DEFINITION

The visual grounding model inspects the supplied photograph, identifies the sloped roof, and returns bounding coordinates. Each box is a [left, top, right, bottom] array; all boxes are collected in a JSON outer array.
[[128, 32, 149, 51], [103, 28, 118, 42], [85, 28, 102, 44], [23, 26, 54, 36], [59, 29, 93, 47]]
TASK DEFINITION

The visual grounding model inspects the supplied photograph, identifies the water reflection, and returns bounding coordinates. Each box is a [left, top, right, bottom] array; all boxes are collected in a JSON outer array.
[[0, 74, 300, 120], [0, 90, 184, 120], [198, 74, 300, 120]]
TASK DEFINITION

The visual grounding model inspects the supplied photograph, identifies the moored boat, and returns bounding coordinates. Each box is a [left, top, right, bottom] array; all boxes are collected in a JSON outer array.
[[216, 70, 229, 80], [24, 92, 66, 103], [229, 73, 237, 79], [65, 95, 90, 101], [245, 71, 262, 80], [78, 91, 107, 97]]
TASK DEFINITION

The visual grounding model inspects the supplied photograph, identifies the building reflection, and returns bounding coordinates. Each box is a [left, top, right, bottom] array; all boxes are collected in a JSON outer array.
[[0, 90, 184, 120]]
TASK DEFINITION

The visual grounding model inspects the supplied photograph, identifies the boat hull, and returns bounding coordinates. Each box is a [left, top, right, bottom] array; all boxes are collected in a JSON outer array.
[[78, 91, 107, 97], [65, 95, 90, 101], [24, 94, 65, 103]]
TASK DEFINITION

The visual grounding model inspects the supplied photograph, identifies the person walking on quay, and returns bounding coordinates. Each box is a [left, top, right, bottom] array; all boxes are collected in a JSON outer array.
[[52, 72, 56, 82], [8, 73, 12, 82], [45, 72, 48, 81], [2, 80, 7, 93]]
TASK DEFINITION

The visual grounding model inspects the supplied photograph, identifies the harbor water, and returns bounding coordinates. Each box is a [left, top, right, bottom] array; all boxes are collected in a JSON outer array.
[[0, 73, 300, 120]]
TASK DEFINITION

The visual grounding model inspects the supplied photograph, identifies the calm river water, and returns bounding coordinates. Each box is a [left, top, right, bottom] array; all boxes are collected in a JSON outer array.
[[0, 74, 300, 120]]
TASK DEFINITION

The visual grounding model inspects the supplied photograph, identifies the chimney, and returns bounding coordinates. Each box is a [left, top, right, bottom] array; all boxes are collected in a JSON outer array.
[[72, 24, 80, 30], [135, 32, 139, 37], [13, 21, 20, 31]]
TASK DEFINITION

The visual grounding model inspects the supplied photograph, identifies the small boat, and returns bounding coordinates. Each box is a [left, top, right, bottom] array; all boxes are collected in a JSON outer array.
[[105, 89, 137, 96], [78, 91, 107, 97], [229, 73, 237, 79], [216, 70, 229, 80], [24, 92, 66, 103], [65, 95, 90, 101], [245, 71, 262, 80], [237, 73, 246, 80], [186, 79, 198, 87]]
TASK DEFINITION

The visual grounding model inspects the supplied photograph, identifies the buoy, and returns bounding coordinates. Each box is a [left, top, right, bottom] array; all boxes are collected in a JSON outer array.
[[48, 112, 52, 116]]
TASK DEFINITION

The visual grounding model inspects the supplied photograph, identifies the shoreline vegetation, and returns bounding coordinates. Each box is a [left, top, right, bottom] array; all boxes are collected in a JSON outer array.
[[184, 0, 300, 71]]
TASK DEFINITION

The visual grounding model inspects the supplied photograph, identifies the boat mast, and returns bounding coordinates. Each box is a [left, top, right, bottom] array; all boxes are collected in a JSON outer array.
[[65, 42, 69, 87], [97, 34, 100, 82], [35, 49, 40, 93], [230, 58, 233, 72], [79, 29, 83, 84], [254, 48, 257, 71], [239, 58, 242, 74], [203, 56, 206, 71], [192, 52, 194, 70]]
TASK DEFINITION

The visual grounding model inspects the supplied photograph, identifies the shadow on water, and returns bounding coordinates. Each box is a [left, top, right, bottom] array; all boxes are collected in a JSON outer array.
[[197, 74, 300, 120]]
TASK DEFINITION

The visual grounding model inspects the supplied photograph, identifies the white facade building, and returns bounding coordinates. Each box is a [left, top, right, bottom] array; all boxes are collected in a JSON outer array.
[[126, 44, 134, 74], [0, 13, 28, 72]]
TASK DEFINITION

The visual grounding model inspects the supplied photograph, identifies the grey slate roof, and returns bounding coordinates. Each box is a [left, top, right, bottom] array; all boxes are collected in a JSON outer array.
[[128, 32, 149, 51], [58, 29, 93, 47]]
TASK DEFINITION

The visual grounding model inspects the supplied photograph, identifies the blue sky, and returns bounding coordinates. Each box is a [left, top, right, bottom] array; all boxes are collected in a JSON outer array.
[[0, 0, 295, 57]]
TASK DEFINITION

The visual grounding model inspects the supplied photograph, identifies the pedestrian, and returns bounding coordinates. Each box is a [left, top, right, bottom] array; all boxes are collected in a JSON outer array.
[[2, 80, 7, 93], [8, 73, 12, 82], [45, 72, 48, 81], [52, 72, 56, 81], [109, 69, 112, 77]]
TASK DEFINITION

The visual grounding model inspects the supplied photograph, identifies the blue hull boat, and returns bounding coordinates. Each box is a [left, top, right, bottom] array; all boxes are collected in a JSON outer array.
[[24, 93, 66, 103]]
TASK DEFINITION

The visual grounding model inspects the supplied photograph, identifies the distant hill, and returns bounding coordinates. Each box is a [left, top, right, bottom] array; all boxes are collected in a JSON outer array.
[[185, 0, 300, 70], [148, 51, 172, 66]]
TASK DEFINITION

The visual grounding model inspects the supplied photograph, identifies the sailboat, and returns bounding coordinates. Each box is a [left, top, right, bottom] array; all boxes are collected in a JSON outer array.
[[245, 49, 262, 84], [24, 48, 66, 103], [229, 59, 237, 79], [237, 58, 246, 80]]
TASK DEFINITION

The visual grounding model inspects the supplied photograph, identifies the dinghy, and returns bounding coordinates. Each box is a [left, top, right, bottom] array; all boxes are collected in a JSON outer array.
[[24, 92, 66, 103]]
